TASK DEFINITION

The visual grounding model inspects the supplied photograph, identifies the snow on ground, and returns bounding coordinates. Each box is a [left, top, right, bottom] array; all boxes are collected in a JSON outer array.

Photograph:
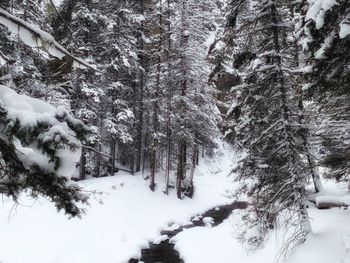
[[173, 179, 350, 263], [172, 216, 279, 263], [2, 140, 349, 263], [0, 143, 236, 263]]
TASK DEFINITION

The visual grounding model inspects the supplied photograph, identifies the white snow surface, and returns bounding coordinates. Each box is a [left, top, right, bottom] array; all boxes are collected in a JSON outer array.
[[174, 180, 350, 263], [0, 143, 237, 263]]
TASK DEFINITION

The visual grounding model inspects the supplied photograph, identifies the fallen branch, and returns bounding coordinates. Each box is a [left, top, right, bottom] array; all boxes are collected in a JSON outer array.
[[315, 195, 349, 209]]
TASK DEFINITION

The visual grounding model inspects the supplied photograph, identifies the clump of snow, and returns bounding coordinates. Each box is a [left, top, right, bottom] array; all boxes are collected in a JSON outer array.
[[339, 14, 350, 39], [306, 0, 340, 29], [153, 235, 168, 245], [192, 215, 203, 222], [202, 217, 214, 227], [314, 32, 335, 59], [0, 84, 81, 178]]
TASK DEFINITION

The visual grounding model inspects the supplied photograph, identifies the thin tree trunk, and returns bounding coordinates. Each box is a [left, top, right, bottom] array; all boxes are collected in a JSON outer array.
[[96, 143, 101, 178], [110, 139, 116, 175], [176, 143, 184, 199], [164, 0, 172, 195], [182, 142, 187, 179], [79, 148, 86, 180], [136, 8, 145, 173], [188, 145, 197, 198]]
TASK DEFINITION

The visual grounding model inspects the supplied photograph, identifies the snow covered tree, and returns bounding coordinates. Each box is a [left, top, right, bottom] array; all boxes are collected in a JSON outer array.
[[170, 0, 219, 198], [300, 0, 350, 183], [0, 84, 87, 217], [212, 0, 312, 252], [53, 0, 143, 178]]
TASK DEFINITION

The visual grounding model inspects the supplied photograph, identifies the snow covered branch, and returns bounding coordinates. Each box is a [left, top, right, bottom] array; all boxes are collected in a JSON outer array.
[[0, 8, 100, 72]]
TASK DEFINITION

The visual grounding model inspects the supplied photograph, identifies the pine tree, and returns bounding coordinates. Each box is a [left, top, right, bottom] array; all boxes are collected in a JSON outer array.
[[0, 84, 88, 217], [171, 0, 219, 198], [213, 0, 312, 252], [301, 0, 350, 183]]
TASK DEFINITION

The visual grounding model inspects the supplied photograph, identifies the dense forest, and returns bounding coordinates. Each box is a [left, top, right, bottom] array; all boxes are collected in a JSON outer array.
[[0, 0, 349, 263]]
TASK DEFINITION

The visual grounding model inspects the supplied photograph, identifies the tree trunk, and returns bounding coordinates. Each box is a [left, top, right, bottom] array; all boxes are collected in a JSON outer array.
[[96, 143, 101, 178], [110, 139, 116, 175], [176, 143, 184, 199], [79, 148, 86, 180], [136, 22, 145, 173], [164, 0, 172, 195], [188, 145, 197, 198]]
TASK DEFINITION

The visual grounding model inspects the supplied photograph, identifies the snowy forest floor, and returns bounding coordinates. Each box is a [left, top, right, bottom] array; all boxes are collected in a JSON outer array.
[[0, 143, 350, 263]]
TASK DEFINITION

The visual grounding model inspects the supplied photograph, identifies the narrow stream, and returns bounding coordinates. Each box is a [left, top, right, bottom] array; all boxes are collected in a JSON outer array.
[[128, 201, 247, 263]]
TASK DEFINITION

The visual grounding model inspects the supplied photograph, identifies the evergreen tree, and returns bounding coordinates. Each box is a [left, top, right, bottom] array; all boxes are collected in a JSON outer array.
[[300, 0, 350, 183], [0, 84, 88, 217], [171, 0, 219, 198], [212, 0, 312, 252]]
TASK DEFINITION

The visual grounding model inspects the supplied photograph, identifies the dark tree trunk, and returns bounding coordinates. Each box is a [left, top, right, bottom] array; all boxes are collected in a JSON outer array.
[[79, 148, 86, 180], [110, 139, 116, 175]]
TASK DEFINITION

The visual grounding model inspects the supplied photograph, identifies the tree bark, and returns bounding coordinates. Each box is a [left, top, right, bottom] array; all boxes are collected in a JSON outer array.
[[188, 145, 197, 198], [110, 139, 116, 175], [79, 148, 86, 180]]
